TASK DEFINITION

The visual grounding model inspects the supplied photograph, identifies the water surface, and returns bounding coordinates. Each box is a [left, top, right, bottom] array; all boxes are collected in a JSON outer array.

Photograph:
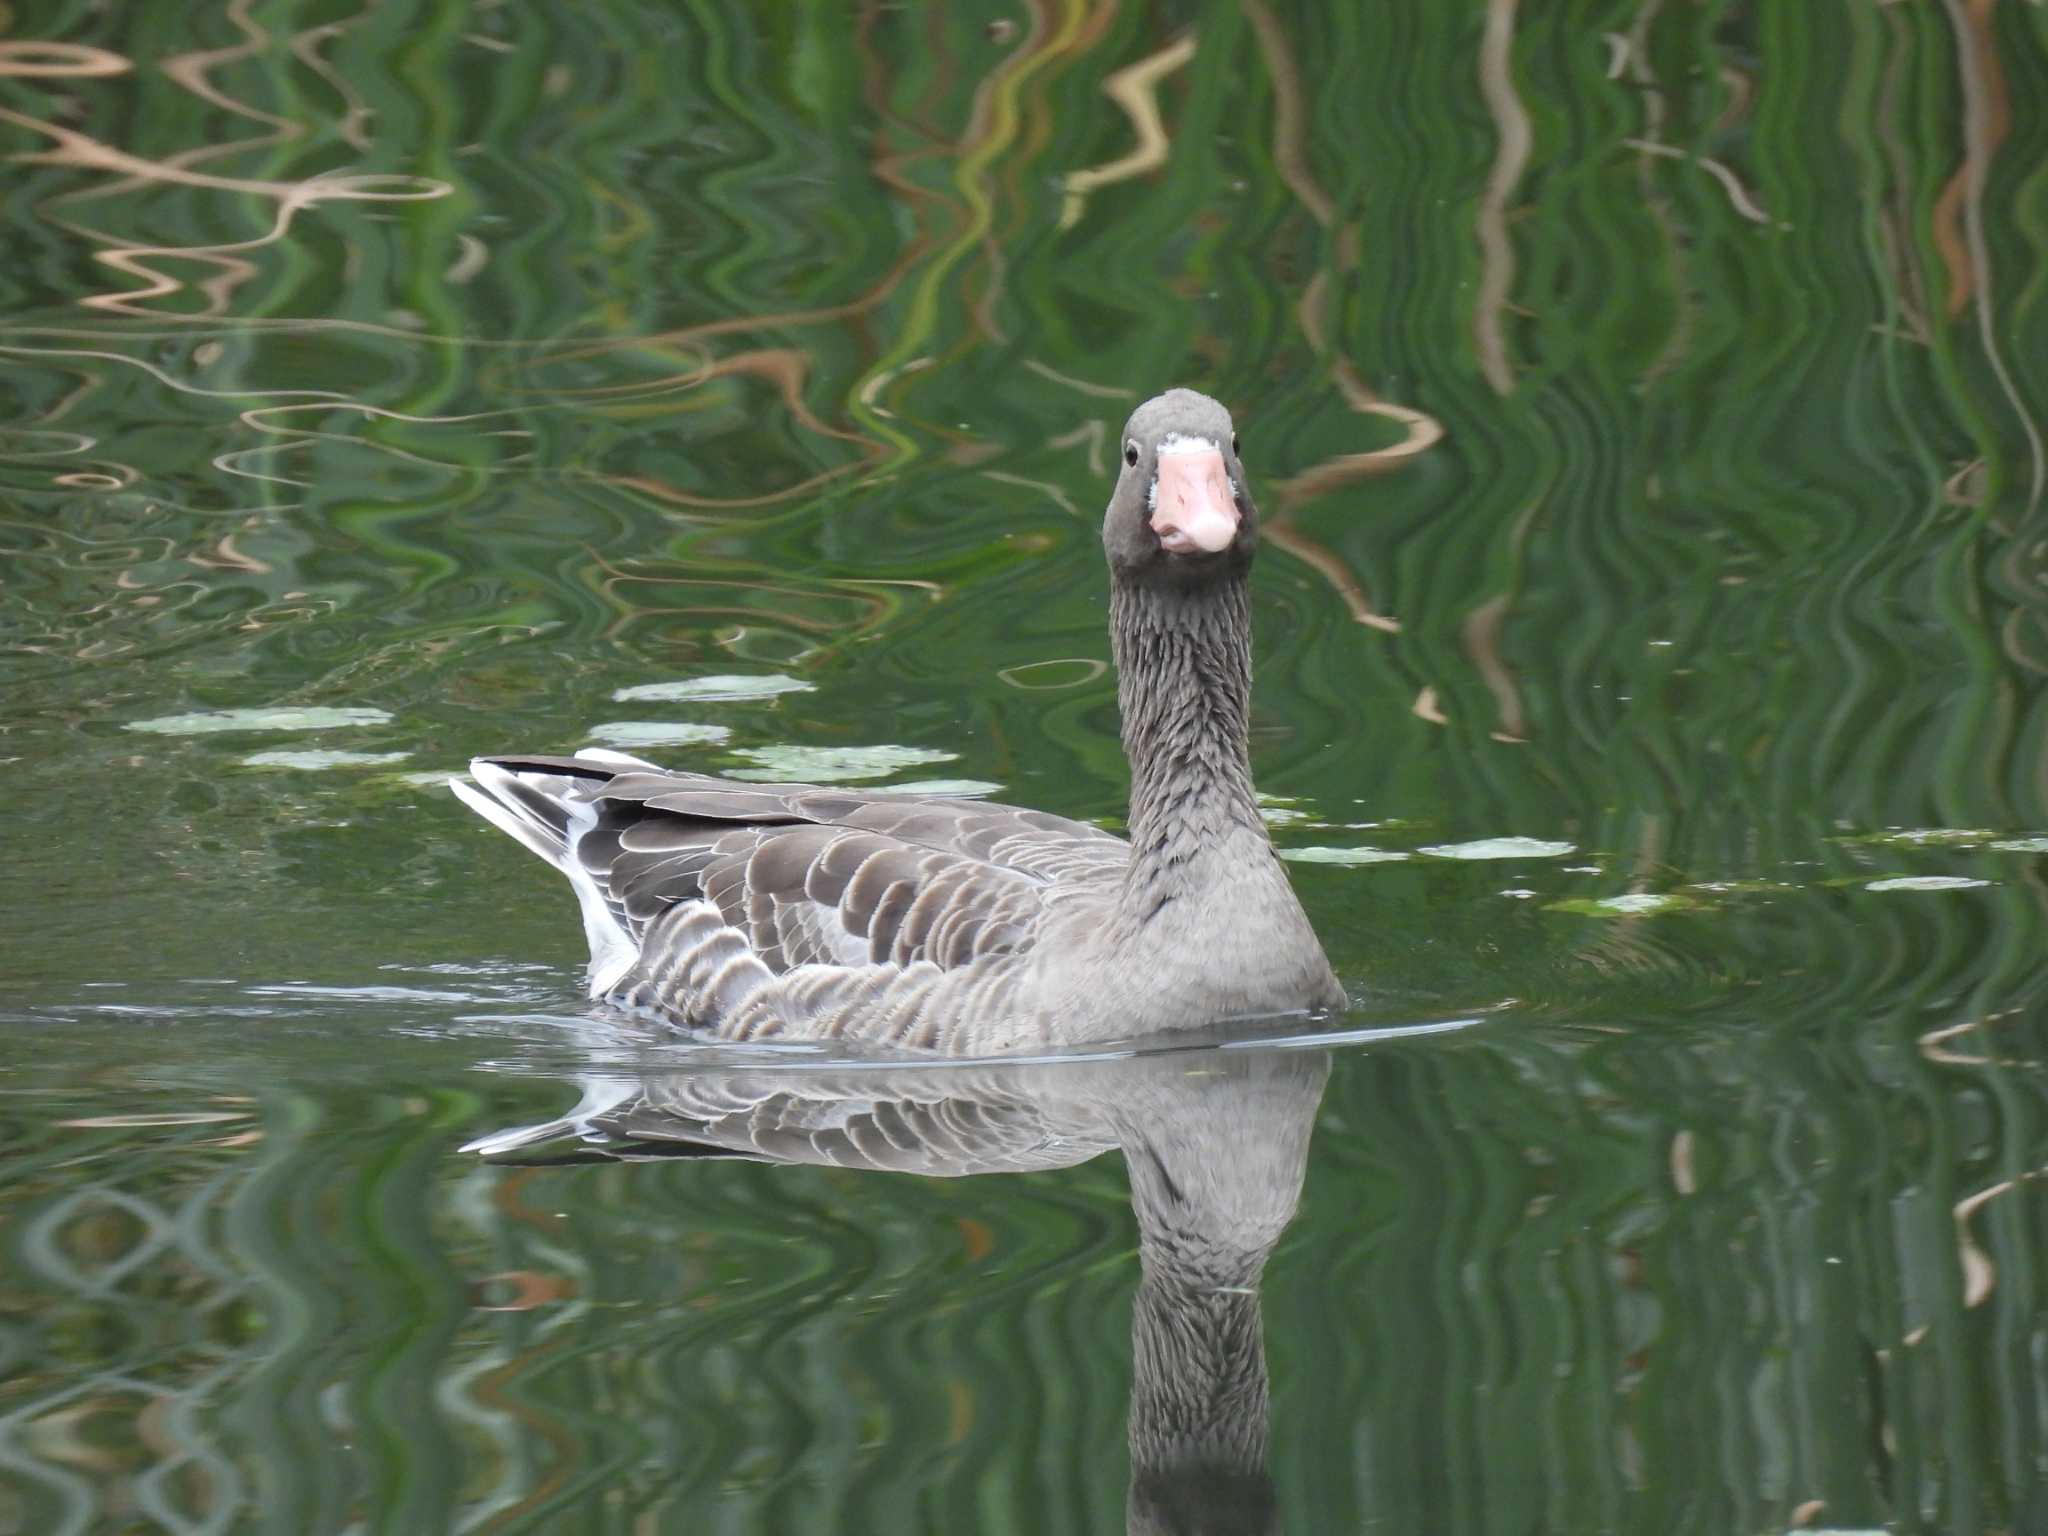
[[3, 2, 2046, 1531]]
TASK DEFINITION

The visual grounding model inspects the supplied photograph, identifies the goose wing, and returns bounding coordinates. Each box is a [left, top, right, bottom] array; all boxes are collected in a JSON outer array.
[[465, 754, 1126, 980]]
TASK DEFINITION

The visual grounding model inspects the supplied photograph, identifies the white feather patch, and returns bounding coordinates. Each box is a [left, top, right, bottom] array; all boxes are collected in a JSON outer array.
[[557, 787, 640, 997], [574, 746, 661, 770], [458, 759, 640, 997]]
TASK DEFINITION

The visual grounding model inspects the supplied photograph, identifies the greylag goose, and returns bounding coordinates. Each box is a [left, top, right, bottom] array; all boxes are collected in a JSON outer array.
[[451, 389, 1344, 1052], [467, 1044, 1330, 1533]]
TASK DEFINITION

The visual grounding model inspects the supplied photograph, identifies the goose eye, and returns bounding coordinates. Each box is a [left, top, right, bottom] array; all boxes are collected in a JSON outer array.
[[1124, 441, 1139, 468], [1231, 432, 1240, 457]]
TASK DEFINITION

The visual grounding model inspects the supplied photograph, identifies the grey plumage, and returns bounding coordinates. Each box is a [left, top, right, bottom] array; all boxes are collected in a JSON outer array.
[[452, 388, 1345, 1052]]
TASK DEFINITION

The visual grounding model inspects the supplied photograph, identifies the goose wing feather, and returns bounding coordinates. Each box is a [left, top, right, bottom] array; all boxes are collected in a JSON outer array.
[[476, 756, 1126, 978]]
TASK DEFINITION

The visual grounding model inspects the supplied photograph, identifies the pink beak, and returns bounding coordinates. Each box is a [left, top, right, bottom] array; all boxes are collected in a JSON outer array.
[[1149, 445, 1240, 555]]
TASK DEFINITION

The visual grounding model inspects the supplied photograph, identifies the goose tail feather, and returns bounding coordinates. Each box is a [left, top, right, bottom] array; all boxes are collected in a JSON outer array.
[[450, 758, 640, 996]]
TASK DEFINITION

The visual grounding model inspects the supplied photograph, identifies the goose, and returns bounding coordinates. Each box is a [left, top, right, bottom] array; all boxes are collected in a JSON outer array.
[[451, 388, 1345, 1052], [468, 1043, 1331, 1533]]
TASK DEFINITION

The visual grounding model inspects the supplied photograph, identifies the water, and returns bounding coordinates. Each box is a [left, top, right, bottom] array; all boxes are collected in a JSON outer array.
[[3, 2, 2046, 1530]]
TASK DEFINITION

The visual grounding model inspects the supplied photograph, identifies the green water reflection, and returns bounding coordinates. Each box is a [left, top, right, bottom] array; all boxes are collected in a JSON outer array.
[[2, 0, 2045, 1531]]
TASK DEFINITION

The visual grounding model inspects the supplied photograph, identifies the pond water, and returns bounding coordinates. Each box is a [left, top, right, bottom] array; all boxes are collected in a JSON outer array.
[[4, 2, 2047, 1532]]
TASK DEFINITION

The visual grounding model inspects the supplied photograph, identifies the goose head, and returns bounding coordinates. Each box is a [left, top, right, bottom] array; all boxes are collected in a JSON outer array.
[[1103, 389, 1258, 586]]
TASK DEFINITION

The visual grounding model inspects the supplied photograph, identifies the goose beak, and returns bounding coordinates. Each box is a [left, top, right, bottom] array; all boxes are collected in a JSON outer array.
[[1149, 443, 1240, 555]]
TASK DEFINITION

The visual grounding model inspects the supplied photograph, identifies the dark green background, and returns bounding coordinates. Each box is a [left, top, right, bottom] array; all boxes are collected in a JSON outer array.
[[3, 0, 2045, 1530]]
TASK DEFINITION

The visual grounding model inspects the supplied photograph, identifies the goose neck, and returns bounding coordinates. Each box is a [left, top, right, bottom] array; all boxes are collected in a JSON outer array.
[[1110, 576, 1265, 886]]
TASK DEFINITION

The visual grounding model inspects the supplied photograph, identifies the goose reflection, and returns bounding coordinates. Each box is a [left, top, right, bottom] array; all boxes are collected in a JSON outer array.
[[471, 1040, 1330, 1535]]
